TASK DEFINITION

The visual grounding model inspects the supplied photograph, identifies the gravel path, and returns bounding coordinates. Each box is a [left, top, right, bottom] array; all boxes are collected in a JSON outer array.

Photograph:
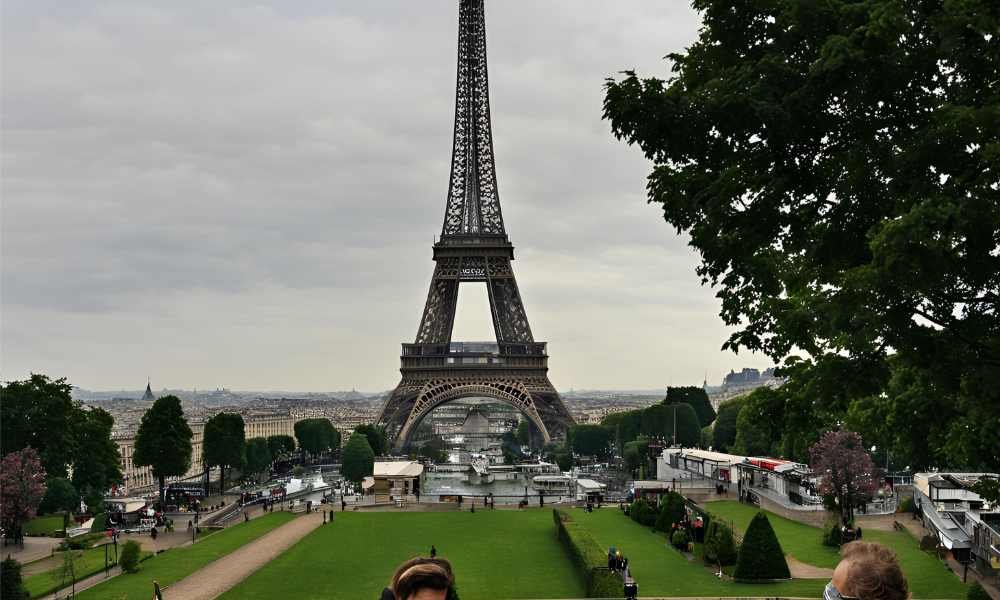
[[162, 512, 323, 600]]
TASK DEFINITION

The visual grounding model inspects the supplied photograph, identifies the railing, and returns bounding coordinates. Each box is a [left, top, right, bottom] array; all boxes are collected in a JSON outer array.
[[402, 342, 547, 357]]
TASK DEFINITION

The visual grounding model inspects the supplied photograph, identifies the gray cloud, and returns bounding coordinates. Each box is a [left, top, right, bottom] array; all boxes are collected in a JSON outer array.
[[1, 1, 774, 391]]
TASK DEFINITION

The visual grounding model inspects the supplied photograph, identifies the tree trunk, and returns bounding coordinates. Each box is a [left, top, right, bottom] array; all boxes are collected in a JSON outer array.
[[220, 466, 226, 497]]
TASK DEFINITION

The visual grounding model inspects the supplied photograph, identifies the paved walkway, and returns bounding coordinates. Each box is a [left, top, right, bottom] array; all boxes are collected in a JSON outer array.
[[161, 511, 324, 599]]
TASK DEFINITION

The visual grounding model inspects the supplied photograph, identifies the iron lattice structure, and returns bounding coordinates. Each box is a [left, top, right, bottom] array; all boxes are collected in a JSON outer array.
[[378, 0, 574, 448]]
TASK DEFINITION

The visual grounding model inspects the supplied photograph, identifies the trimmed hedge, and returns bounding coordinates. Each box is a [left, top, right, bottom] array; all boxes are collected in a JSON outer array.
[[629, 499, 657, 527], [733, 512, 790, 581], [553, 509, 621, 597]]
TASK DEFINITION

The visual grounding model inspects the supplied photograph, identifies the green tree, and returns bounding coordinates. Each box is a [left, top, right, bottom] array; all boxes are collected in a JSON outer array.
[[971, 476, 1000, 506], [352, 424, 388, 456], [341, 433, 375, 485], [712, 397, 745, 452], [732, 387, 786, 457], [119, 540, 142, 573], [654, 491, 686, 532], [417, 438, 447, 463], [203, 413, 246, 495], [1, 557, 29, 600], [266, 434, 296, 458], [665, 386, 716, 427], [569, 424, 612, 457], [553, 451, 573, 472], [623, 438, 648, 475], [515, 420, 531, 446], [1, 374, 79, 477], [734, 512, 790, 581], [244, 438, 272, 480], [657, 403, 701, 447], [39, 477, 79, 532], [295, 419, 341, 457], [604, 0, 1000, 472], [71, 407, 122, 510], [133, 395, 193, 508], [704, 521, 738, 566]]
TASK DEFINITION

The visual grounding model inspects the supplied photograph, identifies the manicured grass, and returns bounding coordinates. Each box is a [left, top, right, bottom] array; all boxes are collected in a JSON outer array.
[[75, 512, 296, 600], [575, 509, 827, 598], [705, 501, 967, 599], [24, 514, 66, 536], [220, 510, 585, 600], [24, 545, 151, 598]]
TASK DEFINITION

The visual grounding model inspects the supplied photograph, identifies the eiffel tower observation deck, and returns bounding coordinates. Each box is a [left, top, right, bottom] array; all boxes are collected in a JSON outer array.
[[378, 0, 574, 449]]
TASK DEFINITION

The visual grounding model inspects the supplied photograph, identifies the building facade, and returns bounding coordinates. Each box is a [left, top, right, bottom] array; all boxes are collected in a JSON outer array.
[[115, 422, 205, 495]]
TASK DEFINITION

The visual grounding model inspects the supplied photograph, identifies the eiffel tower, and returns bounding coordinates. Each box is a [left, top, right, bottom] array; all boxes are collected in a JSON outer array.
[[378, 0, 574, 449]]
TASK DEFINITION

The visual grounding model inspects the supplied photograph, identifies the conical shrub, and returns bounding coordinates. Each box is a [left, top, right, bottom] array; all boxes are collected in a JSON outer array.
[[733, 512, 790, 580]]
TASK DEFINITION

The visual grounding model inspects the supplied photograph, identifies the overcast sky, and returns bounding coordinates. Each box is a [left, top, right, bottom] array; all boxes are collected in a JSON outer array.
[[2, 1, 775, 393]]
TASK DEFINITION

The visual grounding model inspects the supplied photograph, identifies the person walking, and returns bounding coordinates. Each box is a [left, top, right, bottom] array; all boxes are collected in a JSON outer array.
[[430, 545, 437, 558]]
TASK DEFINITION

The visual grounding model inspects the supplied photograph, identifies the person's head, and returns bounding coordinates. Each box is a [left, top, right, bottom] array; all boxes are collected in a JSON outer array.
[[827, 541, 909, 600], [391, 557, 454, 600]]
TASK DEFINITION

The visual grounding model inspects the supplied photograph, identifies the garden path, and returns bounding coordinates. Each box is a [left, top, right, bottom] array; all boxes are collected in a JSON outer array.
[[161, 511, 323, 599]]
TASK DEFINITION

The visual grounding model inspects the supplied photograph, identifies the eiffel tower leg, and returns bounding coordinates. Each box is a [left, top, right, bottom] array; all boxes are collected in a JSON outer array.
[[415, 266, 459, 344]]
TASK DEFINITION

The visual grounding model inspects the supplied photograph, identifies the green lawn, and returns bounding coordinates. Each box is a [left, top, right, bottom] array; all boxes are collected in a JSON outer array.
[[75, 512, 296, 600], [24, 514, 66, 536], [705, 501, 967, 599], [24, 545, 151, 598], [575, 508, 827, 598], [220, 510, 585, 600]]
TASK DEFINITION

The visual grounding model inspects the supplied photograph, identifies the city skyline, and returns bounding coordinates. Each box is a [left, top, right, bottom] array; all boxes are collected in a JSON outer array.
[[2, 1, 775, 391]]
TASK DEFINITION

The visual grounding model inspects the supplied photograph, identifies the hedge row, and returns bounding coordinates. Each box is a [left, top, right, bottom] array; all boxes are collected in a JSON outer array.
[[552, 509, 621, 597]]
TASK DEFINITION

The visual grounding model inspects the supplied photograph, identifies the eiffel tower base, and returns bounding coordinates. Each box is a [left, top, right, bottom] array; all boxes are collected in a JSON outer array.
[[379, 367, 573, 450]]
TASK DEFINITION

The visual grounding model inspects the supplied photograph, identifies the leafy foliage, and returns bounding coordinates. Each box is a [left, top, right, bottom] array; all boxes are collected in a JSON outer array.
[[732, 387, 787, 457], [204, 412, 246, 494], [341, 433, 375, 484], [967, 581, 991, 600], [665, 386, 716, 427], [703, 520, 738, 566], [1, 558, 29, 600], [810, 430, 879, 523], [970, 476, 1000, 505], [671, 528, 690, 550], [39, 477, 78, 527], [295, 419, 341, 456], [822, 518, 843, 547], [629, 499, 657, 527], [133, 395, 193, 506], [245, 438, 272, 478], [120, 540, 142, 574], [622, 438, 648, 475], [71, 407, 123, 509], [712, 397, 744, 451], [569, 425, 612, 457], [602, 402, 701, 448], [266, 434, 296, 457], [733, 512, 790, 581], [654, 491, 686, 532], [552, 509, 621, 597], [352, 424, 388, 456], [1, 448, 47, 542], [604, 0, 1000, 471]]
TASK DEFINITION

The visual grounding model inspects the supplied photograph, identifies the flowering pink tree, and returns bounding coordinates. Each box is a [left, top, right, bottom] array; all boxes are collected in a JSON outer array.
[[1, 448, 47, 546], [809, 430, 878, 524]]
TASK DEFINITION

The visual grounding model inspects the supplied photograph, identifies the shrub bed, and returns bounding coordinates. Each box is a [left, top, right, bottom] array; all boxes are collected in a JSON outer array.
[[553, 509, 621, 597]]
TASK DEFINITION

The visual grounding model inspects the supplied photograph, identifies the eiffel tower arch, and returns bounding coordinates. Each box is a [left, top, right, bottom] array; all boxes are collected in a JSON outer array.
[[378, 0, 574, 449]]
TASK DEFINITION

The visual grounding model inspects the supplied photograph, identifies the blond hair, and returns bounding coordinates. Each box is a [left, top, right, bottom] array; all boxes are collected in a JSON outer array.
[[391, 557, 454, 600]]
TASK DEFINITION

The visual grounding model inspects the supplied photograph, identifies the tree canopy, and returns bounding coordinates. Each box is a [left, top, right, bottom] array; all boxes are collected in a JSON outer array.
[[601, 402, 702, 448], [712, 396, 744, 452], [604, 0, 1000, 471], [569, 424, 613, 457], [665, 386, 716, 427], [295, 419, 341, 456], [341, 433, 375, 484], [1, 448, 47, 545], [133, 395, 193, 506], [267, 434, 296, 457], [203, 412, 246, 494], [71, 407, 123, 509], [245, 438, 272, 479], [353, 424, 388, 456], [810, 430, 879, 523]]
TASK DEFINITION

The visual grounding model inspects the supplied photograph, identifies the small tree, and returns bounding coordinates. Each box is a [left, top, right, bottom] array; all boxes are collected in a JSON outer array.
[[671, 528, 690, 550], [39, 477, 79, 533], [704, 521, 737, 566], [0, 448, 47, 546], [203, 412, 246, 495], [296, 419, 341, 457], [810, 430, 879, 524], [341, 433, 375, 485], [569, 425, 612, 457], [120, 540, 142, 573], [1, 558, 29, 600], [133, 396, 193, 508], [733, 512, 790, 581], [654, 491, 686, 532]]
